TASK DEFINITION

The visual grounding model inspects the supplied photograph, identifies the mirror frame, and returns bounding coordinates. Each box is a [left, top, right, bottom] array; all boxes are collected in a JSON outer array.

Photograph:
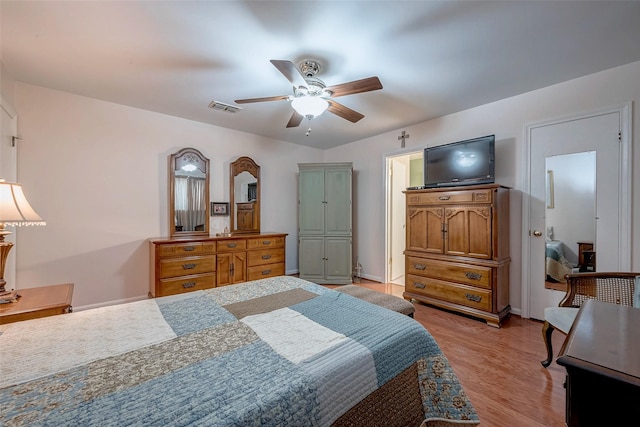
[[230, 156, 260, 234], [169, 148, 210, 238]]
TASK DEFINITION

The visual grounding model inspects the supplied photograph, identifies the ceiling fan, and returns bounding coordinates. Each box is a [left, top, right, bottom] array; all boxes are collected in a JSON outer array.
[[234, 59, 383, 128]]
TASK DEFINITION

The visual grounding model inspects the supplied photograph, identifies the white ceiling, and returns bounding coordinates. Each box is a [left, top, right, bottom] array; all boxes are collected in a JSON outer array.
[[3, 1, 640, 150]]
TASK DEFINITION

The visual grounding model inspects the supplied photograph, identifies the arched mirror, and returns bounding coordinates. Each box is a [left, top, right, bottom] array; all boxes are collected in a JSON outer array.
[[230, 156, 260, 234], [169, 148, 210, 237]]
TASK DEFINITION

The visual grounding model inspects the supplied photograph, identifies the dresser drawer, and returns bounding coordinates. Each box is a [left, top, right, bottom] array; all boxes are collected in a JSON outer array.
[[157, 242, 215, 258], [158, 273, 216, 296], [217, 239, 247, 252], [247, 248, 285, 267], [407, 257, 492, 289], [246, 236, 285, 250], [159, 255, 216, 279], [247, 263, 285, 281], [407, 188, 493, 205], [406, 274, 492, 312]]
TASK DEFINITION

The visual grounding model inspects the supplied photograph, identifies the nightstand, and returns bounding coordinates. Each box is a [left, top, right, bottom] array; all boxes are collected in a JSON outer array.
[[0, 283, 74, 324]]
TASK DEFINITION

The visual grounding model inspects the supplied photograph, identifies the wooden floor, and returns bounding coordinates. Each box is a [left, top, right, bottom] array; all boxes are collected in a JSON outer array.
[[327, 281, 567, 427]]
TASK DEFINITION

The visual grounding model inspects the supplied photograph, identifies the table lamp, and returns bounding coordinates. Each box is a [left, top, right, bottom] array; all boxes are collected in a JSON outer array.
[[0, 180, 46, 293]]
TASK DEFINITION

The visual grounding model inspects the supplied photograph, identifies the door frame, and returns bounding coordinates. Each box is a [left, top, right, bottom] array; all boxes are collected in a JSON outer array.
[[520, 102, 632, 319], [383, 147, 423, 284]]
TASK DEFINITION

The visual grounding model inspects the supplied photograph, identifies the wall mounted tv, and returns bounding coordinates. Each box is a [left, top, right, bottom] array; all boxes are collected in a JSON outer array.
[[424, 135, 495, 188]]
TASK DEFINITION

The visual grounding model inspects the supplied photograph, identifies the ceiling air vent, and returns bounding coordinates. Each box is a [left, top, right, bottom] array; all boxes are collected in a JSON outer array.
[[208, 101, 242, 113]]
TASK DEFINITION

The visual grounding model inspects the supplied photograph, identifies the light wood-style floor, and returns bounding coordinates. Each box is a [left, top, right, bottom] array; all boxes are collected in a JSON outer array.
[[326, 281, 567, 427]]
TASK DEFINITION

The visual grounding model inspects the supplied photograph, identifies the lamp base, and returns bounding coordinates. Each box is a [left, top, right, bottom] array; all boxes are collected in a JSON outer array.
[[0, 290, 19, 303], [0, 241, 15, 293]]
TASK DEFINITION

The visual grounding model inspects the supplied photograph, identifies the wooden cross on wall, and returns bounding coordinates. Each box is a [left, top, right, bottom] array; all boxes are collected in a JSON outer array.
[[398, 130, 410, 148]]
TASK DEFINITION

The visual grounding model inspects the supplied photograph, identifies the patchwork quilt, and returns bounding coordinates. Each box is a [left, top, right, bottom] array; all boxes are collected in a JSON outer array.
[[0, 276, 479, 426]]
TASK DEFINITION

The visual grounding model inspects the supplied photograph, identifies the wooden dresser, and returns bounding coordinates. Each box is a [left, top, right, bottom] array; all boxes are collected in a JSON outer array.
[[149, 233, 286, 297], [403, 184, 510, 327]]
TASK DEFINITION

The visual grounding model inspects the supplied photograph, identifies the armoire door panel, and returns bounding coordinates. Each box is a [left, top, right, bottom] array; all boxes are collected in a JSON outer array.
[[468, 207, 492, 259], [444, 208, 468, 256], [325, 169, 352, 235], [325, 237, 352, 281], [299, 237, 326, 280], [298, 169, 326, 234]]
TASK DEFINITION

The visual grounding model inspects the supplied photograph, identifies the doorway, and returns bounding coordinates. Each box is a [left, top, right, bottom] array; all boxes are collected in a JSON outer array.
[[522, 104, 632, 320], [385, 151, 423, 285]]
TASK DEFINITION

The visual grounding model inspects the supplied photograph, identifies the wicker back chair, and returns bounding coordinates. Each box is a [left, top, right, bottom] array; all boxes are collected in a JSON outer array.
[[541, 272, 638, 368]]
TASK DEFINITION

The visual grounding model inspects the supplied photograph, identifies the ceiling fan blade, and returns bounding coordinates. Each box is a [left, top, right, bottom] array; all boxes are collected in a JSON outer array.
[[270, 60, 308, 89], [286, 111, 304, 128], [234, 95, 290, 104], [326, 77, 383, 98], [327, 99, 365, 123]]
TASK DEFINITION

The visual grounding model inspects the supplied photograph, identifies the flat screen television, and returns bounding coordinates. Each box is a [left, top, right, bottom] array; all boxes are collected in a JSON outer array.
[[424, 135, 495, 188]]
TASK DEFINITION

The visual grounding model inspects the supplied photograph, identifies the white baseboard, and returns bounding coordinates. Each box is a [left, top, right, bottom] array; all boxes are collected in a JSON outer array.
[[74, 295, 148, 312]]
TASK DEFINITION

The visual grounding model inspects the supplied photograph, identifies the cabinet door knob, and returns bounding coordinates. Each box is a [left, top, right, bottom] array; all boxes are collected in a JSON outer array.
[[182, 281, 196, 289], [182, 263, 196, 270], [465, 272, 482, 280], [183, 246, 195, 252], [533, 230, 543, 237], [227, 243, 237, 248], [261, 269, 272, 275], [439, 196, 451, 201], [414, 282, 426, 289], [261, 254, 272, 260], [414, 263, 426, 270]]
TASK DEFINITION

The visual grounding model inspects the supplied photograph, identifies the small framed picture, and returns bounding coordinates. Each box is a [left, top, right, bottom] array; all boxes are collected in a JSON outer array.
[[211, 202, 229, 216]]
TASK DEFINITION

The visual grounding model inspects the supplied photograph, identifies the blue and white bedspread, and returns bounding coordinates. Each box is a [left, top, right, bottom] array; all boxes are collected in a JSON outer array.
[[0, 276, 478, 427]]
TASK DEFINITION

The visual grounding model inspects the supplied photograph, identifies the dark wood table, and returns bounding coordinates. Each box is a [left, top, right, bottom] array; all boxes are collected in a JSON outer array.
[[557, 299, 640, 427]]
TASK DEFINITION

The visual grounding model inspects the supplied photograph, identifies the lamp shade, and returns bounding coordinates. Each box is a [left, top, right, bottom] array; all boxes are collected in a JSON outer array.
[[0, 180, 46, 226], [291, 96, 329, 118]]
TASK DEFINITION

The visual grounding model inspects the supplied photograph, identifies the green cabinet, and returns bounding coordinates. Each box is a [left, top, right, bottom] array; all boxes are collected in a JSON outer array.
[[298, 163, 352, 284]]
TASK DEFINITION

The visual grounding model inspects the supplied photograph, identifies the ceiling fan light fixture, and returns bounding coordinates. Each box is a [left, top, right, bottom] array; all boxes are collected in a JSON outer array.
[[291, 95, 329, 119]]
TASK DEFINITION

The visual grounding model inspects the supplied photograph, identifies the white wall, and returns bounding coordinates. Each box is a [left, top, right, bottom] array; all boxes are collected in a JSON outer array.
[[7, 60, 640, 312], [13, 84, 323, 307], [325, 60, 640, 313]]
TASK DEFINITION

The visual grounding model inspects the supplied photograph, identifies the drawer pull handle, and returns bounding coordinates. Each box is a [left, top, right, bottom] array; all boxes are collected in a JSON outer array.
[[182, 281, 196, 289], [439, 196, 451, 200], [414, 263, 426, 271], [183, 246, 195, 252], [262, 240, 272, 245], [465, 272, 482, 280], [414, 282, 426, 289], [182, 263, 196, 270], [261, 254, 272, 260], [227, 243, 237, 248], [261, 270, 272, 275], [465, 293, 482, 302]]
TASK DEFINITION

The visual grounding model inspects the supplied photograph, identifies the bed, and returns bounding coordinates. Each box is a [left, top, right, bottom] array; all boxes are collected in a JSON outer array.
[[0, 276, 479, 427], [545, 240, 574, 282]]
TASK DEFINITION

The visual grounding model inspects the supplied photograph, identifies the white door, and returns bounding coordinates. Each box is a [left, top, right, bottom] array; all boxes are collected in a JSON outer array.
[[526, 109, 627, 320]]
